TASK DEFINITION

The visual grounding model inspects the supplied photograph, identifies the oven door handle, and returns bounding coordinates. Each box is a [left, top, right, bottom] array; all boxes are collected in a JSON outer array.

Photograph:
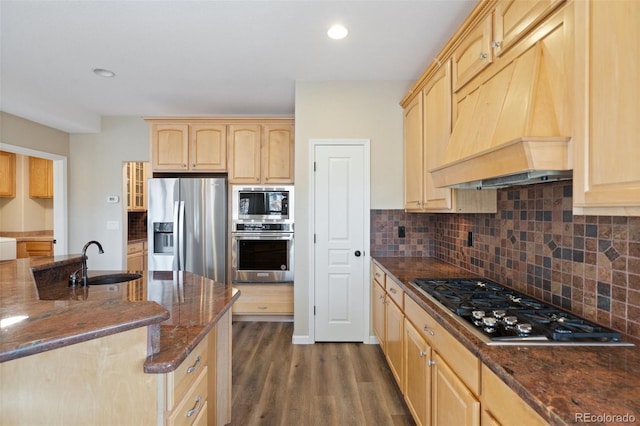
[[232, 232, 294, 240]]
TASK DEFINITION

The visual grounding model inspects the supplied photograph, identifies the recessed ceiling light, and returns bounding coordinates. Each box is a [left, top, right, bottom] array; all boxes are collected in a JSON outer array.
[[93, 68, 116, 78], [327, 24, 349, 40]]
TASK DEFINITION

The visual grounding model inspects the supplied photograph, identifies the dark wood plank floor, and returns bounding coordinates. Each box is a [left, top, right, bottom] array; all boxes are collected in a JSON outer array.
[[231, 321, 415, 426]]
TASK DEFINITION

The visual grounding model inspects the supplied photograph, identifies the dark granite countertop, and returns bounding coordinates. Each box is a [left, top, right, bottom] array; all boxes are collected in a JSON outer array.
[[373, 257, 640, 426], [0, 256, 239, 374]]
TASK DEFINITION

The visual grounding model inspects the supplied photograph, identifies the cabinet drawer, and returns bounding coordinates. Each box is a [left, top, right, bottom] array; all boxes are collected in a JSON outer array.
[[17, 240, 53, 258], [165, 336, 209, 410], [404, 295, 480, 396], [386, 278, 404, 309], [232, 284, 293, 315], [127, 241, 144, 255], [167, 365, 208, 426], [372, 263, 386, 287], [481, 364, 547, 425]]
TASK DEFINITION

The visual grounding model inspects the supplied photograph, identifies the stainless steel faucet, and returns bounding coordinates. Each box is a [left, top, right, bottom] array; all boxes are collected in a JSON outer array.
[[69, 240, 104, 287]]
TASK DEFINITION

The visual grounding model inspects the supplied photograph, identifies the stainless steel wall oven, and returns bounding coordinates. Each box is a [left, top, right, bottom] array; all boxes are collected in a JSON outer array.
[[231, 186, 294, 284]]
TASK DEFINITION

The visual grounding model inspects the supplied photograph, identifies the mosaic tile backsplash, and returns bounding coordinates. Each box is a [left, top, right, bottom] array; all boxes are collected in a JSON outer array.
[[371, 181, 640, 340]]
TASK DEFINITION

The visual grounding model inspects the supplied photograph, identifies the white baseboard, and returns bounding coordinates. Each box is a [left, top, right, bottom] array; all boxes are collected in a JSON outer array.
[[291, 335, 314, 345]]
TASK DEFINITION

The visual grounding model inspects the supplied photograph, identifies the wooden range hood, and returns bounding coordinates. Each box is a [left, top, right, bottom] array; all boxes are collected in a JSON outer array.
[[430, 35, 572, 189]]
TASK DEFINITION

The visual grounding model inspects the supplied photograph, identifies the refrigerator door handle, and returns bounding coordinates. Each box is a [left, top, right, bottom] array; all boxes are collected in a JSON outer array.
[[178, 201, 186, 271], [172, 201, 180, 270]]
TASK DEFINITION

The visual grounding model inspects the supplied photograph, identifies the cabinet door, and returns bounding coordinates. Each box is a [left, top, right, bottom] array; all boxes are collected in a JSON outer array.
[[0, 151, 16, 197], [423, 61, 453, 211], [262, 124, 294, 183], [432, 353, 480, 426], [128, 162, 147, 211], [385, 298, 404, 389], [493, 0, 565, 57], [29, 157, 53, 198], [228, 124, 261, 183], [152, 124, 189, 171], [573, 0, 640, 215], [403, 94, 424, 211], [452, 14, 493, 92], [404, 319, 431, 426], [190, 124, 227, 171], [372, 280, 386, 350]]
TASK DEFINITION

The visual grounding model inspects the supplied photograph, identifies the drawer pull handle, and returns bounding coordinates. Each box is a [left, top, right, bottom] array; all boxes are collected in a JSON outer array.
[[428, 359, 436, 367], [423, 326, 434, 336], [389, 288, 397, 294], [186, 396, 203, 417], [187, 356, 201, 374], [419, 351, 427, 358], [257, 306, 268, 310]]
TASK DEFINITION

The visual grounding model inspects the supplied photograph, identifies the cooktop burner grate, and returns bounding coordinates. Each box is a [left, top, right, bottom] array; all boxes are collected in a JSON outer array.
[[410, 278, 631, 346]]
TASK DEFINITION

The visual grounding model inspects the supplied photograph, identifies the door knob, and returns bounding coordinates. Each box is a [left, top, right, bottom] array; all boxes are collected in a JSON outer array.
[[354, 250, 361, 257]]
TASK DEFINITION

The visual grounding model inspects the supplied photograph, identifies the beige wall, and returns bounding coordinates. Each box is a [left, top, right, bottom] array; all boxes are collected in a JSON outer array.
[[69, 117, 149, 269], [293, 80, 407, 341], [0, 112, 69, 157], [0, 112, 68, 235]]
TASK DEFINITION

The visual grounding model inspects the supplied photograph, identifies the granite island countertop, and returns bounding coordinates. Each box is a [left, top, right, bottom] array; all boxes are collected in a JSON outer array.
[[0, 256, 239, 374], [374, 257, 640, 426]]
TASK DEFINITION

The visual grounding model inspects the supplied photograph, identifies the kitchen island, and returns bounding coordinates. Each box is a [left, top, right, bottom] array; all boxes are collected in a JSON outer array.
[[0, 255, 239, 425], [374, 257, 640, 426]]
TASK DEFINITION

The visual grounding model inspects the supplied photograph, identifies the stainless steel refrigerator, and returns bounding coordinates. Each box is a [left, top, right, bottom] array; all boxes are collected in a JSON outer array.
[[147, 178, 226, 283]]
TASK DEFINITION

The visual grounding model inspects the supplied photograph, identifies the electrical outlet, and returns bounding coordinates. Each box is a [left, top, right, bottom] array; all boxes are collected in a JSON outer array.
[[398, 226, 406, 238]]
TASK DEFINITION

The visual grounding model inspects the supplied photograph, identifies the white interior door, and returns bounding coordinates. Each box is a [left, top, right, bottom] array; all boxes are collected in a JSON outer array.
[[313, 141, 369, 342]]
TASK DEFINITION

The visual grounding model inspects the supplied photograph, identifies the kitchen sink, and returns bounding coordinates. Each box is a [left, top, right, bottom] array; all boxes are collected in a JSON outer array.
[[86, 273, 142, 285]]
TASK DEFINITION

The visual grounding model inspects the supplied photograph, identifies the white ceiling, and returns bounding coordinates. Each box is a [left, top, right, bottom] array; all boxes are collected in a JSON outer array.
[[1, 0, 476, 134]]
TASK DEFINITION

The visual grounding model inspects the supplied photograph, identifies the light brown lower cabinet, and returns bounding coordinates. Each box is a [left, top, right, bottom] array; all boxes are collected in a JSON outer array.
[[385, 294, 404, 388], [372, 261, 547, 426], [232, 284, 293, 315], [127, 241, 144, 270], [481, 364, 547, 426], [17, 240, 53, 258], [403, 319, 431, 426], [432, 352, 480, 426], [0, 310, 233, 426]]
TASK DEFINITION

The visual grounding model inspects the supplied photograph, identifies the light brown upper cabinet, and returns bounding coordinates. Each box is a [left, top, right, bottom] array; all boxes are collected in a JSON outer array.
[[0, 151, 16, 198], [126, 162, 148, 212], [431, 4, 572, 189], [403, 61, 496, 213], [452, 14, 493, 92], [493, 0, 566, 57], [29, 156, 53, 198], [228, 123, 294, 184], [572, 0, 640, 216], [150, 122, 227, 172], [403, 94, 424, 211]]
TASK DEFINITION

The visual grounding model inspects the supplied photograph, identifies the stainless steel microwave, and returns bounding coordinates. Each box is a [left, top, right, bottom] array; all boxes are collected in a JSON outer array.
[[231, 185, 294, 222]]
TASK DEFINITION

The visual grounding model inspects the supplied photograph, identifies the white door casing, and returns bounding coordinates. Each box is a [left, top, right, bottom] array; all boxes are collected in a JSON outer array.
[[312, 139, 370, 342]]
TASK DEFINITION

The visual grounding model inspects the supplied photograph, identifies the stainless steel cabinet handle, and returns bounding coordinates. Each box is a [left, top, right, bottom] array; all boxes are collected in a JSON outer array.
[[423, 325, 435, 336], [428, 359, 436, 367], [186, 355, 201, 374], [492, 40, 502, 48], [419, 351, 427, 358], [186, 396, 203, 417], [479, 52, 488, 60]]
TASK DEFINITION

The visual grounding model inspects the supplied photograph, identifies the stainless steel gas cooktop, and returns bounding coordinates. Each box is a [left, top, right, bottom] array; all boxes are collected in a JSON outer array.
[[410, 278, 634, 346]]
